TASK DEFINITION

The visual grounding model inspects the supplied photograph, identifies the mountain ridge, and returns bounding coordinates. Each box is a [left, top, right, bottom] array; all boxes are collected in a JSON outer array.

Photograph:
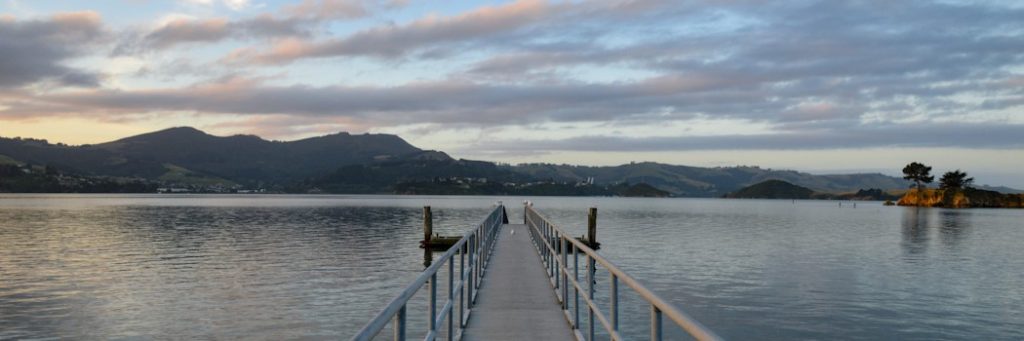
[[1, 127, 1018, 195], [0, 127, 442, 186]]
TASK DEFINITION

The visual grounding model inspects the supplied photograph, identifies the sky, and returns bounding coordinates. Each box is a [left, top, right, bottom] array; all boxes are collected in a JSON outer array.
[[1, 0, 1022, 187]]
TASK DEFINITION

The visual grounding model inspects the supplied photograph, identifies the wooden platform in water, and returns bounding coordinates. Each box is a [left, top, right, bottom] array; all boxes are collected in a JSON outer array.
[[461, 224, 576, 341]]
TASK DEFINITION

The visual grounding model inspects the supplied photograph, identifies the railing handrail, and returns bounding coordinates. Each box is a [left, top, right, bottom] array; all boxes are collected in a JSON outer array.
[[351, 204, 505, 341], [525, 205, 723, 341]]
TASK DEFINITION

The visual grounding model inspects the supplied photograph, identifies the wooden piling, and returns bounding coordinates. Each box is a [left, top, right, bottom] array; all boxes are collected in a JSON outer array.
[[424, 206, 433, 244], [587, 207, 597, 247], [423, 206, 434, 267]]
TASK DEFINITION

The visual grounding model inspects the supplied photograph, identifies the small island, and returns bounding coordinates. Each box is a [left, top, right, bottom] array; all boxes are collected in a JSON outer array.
[[724, 179, 815, 199], [724, 179, 900, 200], [898, 188, 1024, 208], [896, 162, 1023, 208]]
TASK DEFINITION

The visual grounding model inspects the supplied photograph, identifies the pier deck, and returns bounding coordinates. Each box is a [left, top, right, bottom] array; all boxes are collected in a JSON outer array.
[[461, 224, 576, 341], [351, 205, 720, 341]]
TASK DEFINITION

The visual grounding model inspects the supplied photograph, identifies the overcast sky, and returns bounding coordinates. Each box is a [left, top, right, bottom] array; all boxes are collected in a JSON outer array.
[[1, 0, 1022, 187]]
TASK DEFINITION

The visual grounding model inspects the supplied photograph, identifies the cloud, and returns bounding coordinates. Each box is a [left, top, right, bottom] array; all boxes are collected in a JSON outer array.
[[224, 0, 251, 11], [3, 1, 1024, 159], [283, 0, 371, 21], [119, 1, 404, 53], [461, 123, 1024, 152], [0, 74, 758, 124], [145, 18, 232, 48], [0, 12, 107, 88], [231, 0, 569, 64], [115, 15, 309, 53], [180, 0, 251, 11]]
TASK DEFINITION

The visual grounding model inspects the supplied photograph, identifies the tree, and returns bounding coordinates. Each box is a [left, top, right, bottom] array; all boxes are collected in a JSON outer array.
[[902, 162, 934, 192], [939, 170, 974, 190], [903, 162, 934, 207]]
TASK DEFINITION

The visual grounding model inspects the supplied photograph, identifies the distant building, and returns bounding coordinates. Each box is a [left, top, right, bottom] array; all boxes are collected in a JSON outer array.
[[157, 187, 190, 193]]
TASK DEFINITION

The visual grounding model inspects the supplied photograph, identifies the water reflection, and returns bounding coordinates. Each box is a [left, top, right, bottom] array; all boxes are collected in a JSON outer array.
[[901, 207, 930, 256], [938, 210, 970, 249], [900, 208, 973, 256]]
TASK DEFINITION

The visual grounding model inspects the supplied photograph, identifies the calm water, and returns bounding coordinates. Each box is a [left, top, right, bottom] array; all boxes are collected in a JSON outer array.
[[1, 195, 1022, 340]]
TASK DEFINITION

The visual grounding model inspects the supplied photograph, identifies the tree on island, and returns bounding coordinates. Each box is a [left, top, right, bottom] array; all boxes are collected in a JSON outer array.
[[939, 170, 974, 190], [902, 162, 934, 206], [902, 162, 934, 190]]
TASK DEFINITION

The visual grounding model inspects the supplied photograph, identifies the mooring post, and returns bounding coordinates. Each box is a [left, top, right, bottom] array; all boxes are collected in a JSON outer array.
[[424, 206, 433, 245], [587, 207, 597, 247], [423, 206, 434, 267]]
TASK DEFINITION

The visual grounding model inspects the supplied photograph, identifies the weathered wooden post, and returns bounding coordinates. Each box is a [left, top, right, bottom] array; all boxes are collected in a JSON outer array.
[[423, 206, 434, 267], [587, 207, 597, 247], [424, 206, 433, 246]]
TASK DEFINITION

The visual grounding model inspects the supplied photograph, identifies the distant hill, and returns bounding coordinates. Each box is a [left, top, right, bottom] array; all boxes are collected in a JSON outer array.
[[616, 183, 671, 197], [0, 163, 155, 193], [308, 158, 532, 194], [0, 128, 1019, 195], [508, 162, 915, 197], [725, 180, 815, 199], [0, 127, 436, 186]]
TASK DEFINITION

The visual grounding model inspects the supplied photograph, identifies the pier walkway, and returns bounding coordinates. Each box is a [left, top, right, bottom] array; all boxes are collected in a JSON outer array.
[[351, 204, 722, 341], [460, 224, 575, 341]]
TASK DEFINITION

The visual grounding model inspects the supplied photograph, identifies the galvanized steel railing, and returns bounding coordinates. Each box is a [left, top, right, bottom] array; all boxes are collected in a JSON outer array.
[[351, 204, 505, 341], [525, 205, 723, 341]]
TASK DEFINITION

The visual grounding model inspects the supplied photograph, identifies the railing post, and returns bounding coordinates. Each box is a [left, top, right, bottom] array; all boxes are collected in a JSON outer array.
[[523, 205, 528, 225], [467, 235, 474, 305], [548, 223, 552, 261], [478, 226, 482, 270], [574, 244, 579, 330], [459, 242, 465, 327], [588, 255, 595, 341], [651, 305, 663, 341], [611, 274, 619, 333], [542, 222, 548, 266], [430, 273, 437, 337], [561, 236, 568, 309], [394, 304, 406, 341], [448, 258, 454, 340], [553, 231, 558, 281], [476, 226, 482, 286], [552, 231, 559, 283]]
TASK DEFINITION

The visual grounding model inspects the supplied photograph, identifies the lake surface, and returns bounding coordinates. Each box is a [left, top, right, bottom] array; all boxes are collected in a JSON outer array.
[[1, 195, 1022, 340]]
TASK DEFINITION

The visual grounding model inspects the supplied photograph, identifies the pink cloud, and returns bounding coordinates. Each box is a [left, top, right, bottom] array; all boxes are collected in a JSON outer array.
[[146, 18, 231, 48], [233, 0, 565, 64]]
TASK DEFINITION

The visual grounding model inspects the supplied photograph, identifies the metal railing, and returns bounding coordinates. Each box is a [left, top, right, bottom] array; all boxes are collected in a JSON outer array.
[[351, 204, 505, 341], [525, 205, 723, 341]]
